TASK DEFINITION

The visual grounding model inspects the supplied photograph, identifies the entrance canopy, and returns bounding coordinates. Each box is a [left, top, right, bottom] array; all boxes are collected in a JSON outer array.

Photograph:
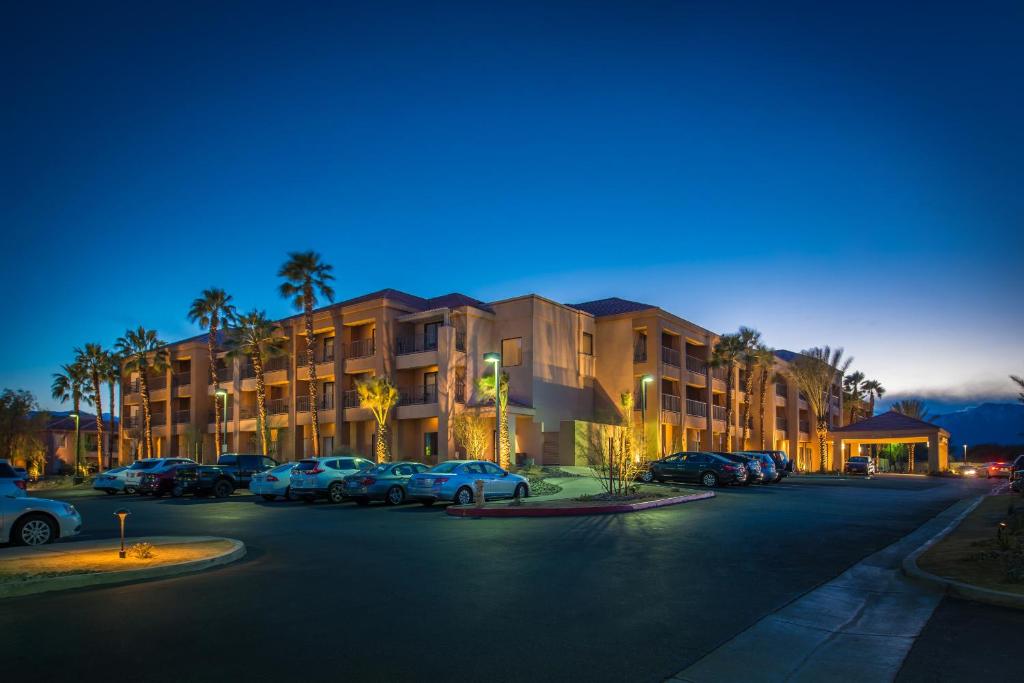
[[831, 411, 950, 473]]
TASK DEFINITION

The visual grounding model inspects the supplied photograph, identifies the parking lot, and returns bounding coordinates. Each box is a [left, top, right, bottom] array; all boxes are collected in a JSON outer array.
[[1, 474, 1010, 682]]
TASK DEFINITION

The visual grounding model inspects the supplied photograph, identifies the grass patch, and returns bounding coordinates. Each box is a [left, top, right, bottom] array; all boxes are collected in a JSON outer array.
[[0, 540, 234, 584], [918, 494, 1024, 594]]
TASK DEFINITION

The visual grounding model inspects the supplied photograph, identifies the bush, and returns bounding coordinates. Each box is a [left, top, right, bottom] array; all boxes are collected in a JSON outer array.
[[127, 542, 155, 559]]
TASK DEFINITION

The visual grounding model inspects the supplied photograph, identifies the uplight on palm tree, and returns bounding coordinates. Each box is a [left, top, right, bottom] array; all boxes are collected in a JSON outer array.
[[478, 369, 511, 468], [75, 343, 109, 471], [226, 310, 289, 456], [116, 327, 168, 459], [188, 288, 237, 456], [356, 376, 399, 463], [279, 251, 334, 457], [788, 346, 853, 471]]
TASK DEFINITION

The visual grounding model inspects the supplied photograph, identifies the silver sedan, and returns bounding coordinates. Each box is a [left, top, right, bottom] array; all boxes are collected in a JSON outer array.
[[1, 495, 82, 545], [407, 460, 529, 506]]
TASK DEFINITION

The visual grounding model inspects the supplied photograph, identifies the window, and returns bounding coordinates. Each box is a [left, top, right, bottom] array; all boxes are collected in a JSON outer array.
[[337, 458, 355, 469], [501, 337, 522, 367], [581, 332, 594, 356], [462, 463, 486, 474], [424, 322, 439, 350], [481, 462, 504, 475]]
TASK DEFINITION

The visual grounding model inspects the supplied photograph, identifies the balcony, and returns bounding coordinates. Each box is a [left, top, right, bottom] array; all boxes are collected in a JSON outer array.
[[661, 346, 680, 368], [776, 383, 787, 397], [711, 366, 728, 381], [712, 405, 727, 421], [310, 346, 335, 364], [296, 395, 334, 412], [454, 379, 466, 404], [172, 409, 190, 424], [633, 344, 647, 363], [267, 398, 288, 415], [239, 406, 257, 420], [342, 389, 361, 408], [799, 420, 810, 433], [686, 399, 707, 418], [685, 356, 706, 374], [455, 328, 466, 352], [264, 356, 289, 373], [776, 417, 788, 431], [208, 367, 231, 385], [661, 393, 681, 413], [148, 376, 167, 391], [172, 373, 191, 391], [123, 415, 141, 429], [398, 385, 439, 406], [396, 334, 439, 355], [346, 339, 375, 359]]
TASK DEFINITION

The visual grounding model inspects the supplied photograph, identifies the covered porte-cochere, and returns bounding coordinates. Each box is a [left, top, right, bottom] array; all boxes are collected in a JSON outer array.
[[831, 411, 950, 473]]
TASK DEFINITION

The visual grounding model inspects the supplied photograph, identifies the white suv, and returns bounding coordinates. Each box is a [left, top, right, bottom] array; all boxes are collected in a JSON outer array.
[[122, 458, 196, 494], [290, 456, 375, 503]]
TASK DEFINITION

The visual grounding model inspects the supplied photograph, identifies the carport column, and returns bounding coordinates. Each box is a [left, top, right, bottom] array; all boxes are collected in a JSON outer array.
[[832, 435, 844, 470], [928, 432, 948, 473]]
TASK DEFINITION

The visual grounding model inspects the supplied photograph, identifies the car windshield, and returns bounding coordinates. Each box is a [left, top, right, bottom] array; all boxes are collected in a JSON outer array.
[[129, 461, 160, 470], [218, 455, 237, 465], [849, 456, 869, 463], [429, 462, 463, 474]]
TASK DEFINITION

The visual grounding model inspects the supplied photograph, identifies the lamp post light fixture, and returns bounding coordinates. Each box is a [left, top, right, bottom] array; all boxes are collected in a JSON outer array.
[[483, 352, 501, 462], [114, 508, 131, 558], [69, 412, 81, 483], [215, 389, 229, 455], [962, 443, 967, 466], [640, 375, 654, 460]]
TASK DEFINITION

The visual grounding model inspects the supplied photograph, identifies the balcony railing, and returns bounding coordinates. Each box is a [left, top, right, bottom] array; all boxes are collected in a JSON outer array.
[[346, 339, 375, 359], [455, 328, 466, 352], [686, 399, 707, 418], [265, 356, 289, 373], [454, 380, 466, 404], [799, 420, 810, 433], [661, 393, 681, 413], [149, 376, 167, 390], [296, 395, 334, 412], [123, 415, 141, 429], [172, 373, 191, 390], [685, 355, 706, 374], [661, 346, 680, 368], [711, 366, 728, 381], [342, 389, 361, 408], [398, 385, 439, 406], [712, 405, 727, 421], [239, 407, 256, 420], [172, 409, 190, 424], [206, 407, 232, 423], [208, 367, 231, 384], [396, 334, 439, 355], [776, 417, 788, 431], [267, 398, 288, 415], [633, 343, 647, 363], [314, 346, 335, 364], [776, 383, 787, 397]]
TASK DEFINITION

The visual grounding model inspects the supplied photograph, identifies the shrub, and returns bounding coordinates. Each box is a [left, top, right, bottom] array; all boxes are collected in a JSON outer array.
[[127, 542, 155, 559]]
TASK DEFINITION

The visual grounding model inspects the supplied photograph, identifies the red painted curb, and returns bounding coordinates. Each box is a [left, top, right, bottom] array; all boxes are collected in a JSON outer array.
[[444, 491, 715, 518]]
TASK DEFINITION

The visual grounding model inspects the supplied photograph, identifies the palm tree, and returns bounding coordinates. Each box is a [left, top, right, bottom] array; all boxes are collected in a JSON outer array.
[[116, 327, 168, 459], [843, 371, 866, 423], [279, 251, 335, 457], [75, 343, 109, 472], [225, 310, 288, 456], [188, 288, 237, 456], [862, 379, 885, 418], [788, 346, 853, 471], [102, 350, 121, 469], [478, 370, 511, 468], [52, 361, 92, 474], [710, 332, 744, 451], [1011, 374, 1024, 405], [736, 328, 764, 448], [751, 345, 776, 449], [891, 399, 930, 473], [356, 376, 399, 463]]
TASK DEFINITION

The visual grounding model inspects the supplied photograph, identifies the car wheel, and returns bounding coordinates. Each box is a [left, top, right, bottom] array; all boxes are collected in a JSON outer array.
[[701, 471, 719, 488], [775, 474, 783, 483], [261, 494, 276, 501], [355, 497, 371, 506], [327, 482, 345, 504], [171, 484, 184, 497], [514, 483, 528, 499], [13, 513, 56, 546], [639, 469, 654, 483], [454, 487, 474, 505], [385, 486, 404, 506], [124, 486, 137, 495], [284, 486, 294, 501], [213, 480, 233, 498]]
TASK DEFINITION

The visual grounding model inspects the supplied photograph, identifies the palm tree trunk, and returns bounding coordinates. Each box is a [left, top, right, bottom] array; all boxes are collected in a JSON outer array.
[[907, 443, 916, 473], [724, 365, 735, 451], [107, 381, 115, 469], [209, 317, 221, 459], [758, 368, 768, 449], [115, 381, 122, 466], [499, 392, 511, 469], [91, 376, 104, 472], [740, 365, 755, 448], [375, 422, 388, 463], [253, 355, 269, 456], [140, 374, 153, 459], [304, 295, 321, 457], [817, 421, 829, 471], [73, 395, 81, 475]]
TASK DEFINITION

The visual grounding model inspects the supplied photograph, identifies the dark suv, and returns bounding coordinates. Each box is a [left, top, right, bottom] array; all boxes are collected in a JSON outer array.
[[744, 450, 791, 482], [644, 452, 748, 487]]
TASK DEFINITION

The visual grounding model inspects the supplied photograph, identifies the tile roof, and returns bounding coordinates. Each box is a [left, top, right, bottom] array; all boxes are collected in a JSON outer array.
[[833, 410, 946, 434], [566, 297, 656, 317], [31, 410, 117, 432]]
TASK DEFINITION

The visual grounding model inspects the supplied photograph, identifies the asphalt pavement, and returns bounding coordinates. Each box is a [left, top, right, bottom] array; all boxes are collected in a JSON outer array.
[[1, 474, 1006, 682]]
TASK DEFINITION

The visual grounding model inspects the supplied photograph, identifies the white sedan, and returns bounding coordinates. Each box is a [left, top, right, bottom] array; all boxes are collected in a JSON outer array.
[[1, 496, 82, 546], [250, 462, 298, 501], [92, 466, 129, 494]]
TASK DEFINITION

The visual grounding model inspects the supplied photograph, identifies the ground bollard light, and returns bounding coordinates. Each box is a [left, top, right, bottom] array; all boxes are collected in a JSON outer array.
[[114, 508, 131, 558]]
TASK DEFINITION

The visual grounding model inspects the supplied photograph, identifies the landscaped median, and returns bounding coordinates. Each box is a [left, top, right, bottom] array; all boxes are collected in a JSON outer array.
[[903, 493, 1024, 609], [0, 535, 246, 599], [445, 490, 715, 518]]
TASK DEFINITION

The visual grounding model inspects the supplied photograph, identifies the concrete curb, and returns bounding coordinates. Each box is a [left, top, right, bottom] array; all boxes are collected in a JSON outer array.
[[0, 536, 246, 600], [445, 491, 715, 517], [900, 495, 1024, 610]]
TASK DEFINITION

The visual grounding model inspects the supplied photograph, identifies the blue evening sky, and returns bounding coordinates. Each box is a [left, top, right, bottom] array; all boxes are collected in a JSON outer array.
[[2, 1, 1021, 412]]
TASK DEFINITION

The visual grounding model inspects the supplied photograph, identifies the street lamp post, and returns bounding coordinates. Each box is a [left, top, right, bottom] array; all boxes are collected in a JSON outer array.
[[640, 375, 654, 460], [215, 389, 229, 457], [963, 443, 968, 467], [69, 412, 81, 483], [114, 508, 131, 558], [483, 352, 501, 464]]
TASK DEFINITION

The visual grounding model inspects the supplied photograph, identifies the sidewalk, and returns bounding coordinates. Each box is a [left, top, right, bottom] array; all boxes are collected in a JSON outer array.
[[668, 497, 975, 682]]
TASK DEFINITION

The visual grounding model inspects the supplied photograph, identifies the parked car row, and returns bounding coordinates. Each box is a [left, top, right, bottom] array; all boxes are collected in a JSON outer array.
[[2, 461, 82, 546], [639, 449, 791, 487]]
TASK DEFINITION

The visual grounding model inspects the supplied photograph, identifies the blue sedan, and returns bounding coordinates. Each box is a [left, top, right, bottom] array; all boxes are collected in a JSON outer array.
[[407, 460, 529, 506]]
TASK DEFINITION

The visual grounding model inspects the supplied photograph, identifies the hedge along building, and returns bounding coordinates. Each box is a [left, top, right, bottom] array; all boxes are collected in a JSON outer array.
[[119, 290, 843, 470]]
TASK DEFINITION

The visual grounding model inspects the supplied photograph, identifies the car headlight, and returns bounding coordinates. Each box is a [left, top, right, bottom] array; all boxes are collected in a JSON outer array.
[[62, 503, 77, 515]]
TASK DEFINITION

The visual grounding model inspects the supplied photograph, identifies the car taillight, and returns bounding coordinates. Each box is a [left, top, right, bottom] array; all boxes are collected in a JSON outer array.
[[433, 477, 449, 484], [266, 474, 279, 482], [15, 480, 26, 490], [361, 477, 376, 485], [722, 465, 736, 472]]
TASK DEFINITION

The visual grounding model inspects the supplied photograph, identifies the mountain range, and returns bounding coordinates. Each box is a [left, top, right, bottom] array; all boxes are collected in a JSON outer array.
[[931, 402, 1024, 447]]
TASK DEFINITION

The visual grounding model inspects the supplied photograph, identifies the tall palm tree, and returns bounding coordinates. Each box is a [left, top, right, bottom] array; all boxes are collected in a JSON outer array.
[[188, 288, 237, 456], [891, 399, 930, 473], [75, 343, 109, 472], [751, 345, 776, 449], [52, 361, 92, 474], [102, 350, 121, 469], [478, 370, 511, 468], [356, 376, 399, 463], [736, 328, 764, 448], [279, 251, 335, 457], [862, 379, 885, 418], [116, 327, 168, 459], [710, 332, 744, 451], [1011, 373, 1024, 405], [843, 371, 866, 423], [788, 346, 853, 472], [225, 310, 289, 456]]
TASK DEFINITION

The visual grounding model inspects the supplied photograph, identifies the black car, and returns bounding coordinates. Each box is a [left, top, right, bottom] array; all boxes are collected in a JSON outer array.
[[172, 454, 279, 498], [712, 452, 763, 484], [844, 455, 875, 476], [644, 451, 748, 487], [744, 450, 791, 482]]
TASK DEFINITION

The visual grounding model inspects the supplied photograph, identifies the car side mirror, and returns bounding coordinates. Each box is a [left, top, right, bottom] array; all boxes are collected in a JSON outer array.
[[501, 471, 509, 477]]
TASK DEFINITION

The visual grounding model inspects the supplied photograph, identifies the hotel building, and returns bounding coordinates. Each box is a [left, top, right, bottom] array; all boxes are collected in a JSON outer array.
[[119, 290, 843, 471]]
